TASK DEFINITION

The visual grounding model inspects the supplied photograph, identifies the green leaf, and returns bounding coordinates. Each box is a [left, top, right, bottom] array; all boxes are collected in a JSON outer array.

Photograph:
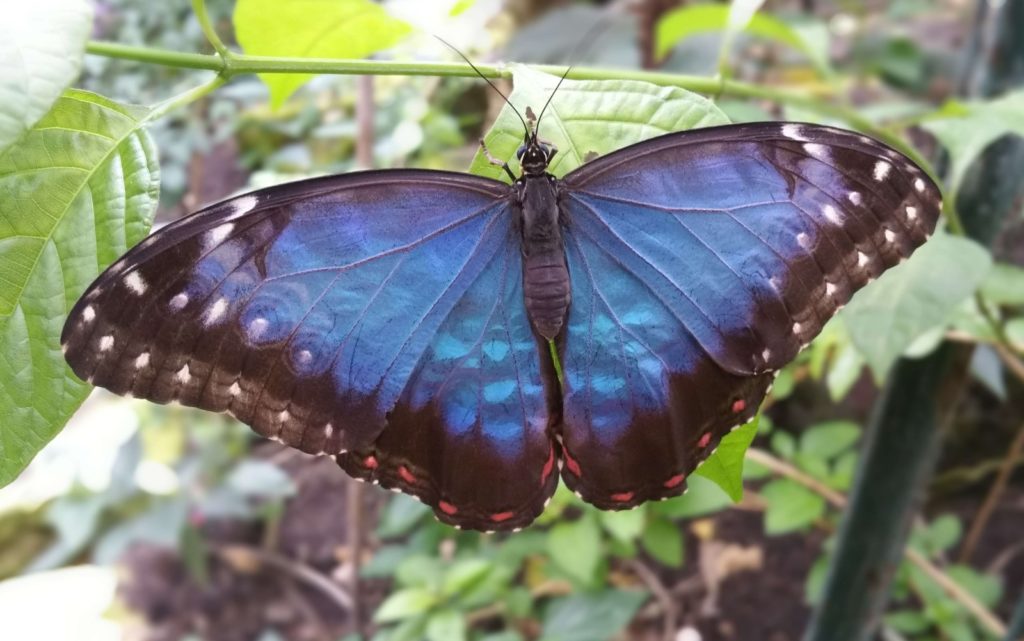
[[799, 421, 860, 461], [234, 0, 412, 109], [0, 0, 93, 152], [225, 460, 296, 499], [922, 90, 1024, 196], [640, 517, 685, 568], [374, 587, 438, 623], [598, 508, 647, 543], [440, 559, 492, 598], [547, 514, 602, 586], [694, 416, 759, 501], [0, 90, 159, 487], [425, 609, 466, 641], [842, 231, 992, 381], [377, 494, 432, 538], [651, 474, 732, 519], [980, 262, 1024, 305], [946, 565, 1002, 609], [760, 479, 825, 534], [654, 3, 831, 76], [471, 65, 729, 182], [540, 590, 647, 641], [885, 609, 931, 634]]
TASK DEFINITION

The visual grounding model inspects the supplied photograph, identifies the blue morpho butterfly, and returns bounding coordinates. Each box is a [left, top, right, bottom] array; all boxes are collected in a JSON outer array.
[[62, 71, 941, 532]]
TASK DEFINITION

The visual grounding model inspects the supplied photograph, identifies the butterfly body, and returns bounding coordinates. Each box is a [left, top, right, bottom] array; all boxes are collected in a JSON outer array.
[[62, 121, 942, 531]]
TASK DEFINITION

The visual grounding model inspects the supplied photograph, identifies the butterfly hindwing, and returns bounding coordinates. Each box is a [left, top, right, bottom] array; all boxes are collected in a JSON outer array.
[[61, 170, 560, 530], [555, 122, 941, 506]]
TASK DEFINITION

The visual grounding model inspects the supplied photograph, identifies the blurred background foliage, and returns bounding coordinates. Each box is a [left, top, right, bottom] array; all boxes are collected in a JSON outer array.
[[0, 1, 1022, 641]]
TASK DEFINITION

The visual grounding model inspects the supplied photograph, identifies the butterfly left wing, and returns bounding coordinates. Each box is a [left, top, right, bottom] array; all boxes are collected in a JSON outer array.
[[555, 122, 942, 508], [61, 170, 559, 531]]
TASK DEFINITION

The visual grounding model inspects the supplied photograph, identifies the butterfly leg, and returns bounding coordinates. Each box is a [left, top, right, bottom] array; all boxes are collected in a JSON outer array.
[[479, 139, 517, 182]]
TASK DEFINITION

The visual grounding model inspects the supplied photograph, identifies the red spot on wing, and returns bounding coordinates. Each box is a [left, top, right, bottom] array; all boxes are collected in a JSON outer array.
[[540, 446, 556, 484], [663, 473, 686, 488], [610, 491, 634, 502], [563, 447, 582, 476], [697, 432, 712, 449], [438, 500, 458, 515], [732, 399, 746, 413], [363, 455, 379, 469], [490, 511, 515, 522], [398, 465, 416, 484]]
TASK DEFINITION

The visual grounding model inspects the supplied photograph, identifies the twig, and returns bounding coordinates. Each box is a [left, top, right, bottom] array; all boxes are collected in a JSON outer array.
[[960, 422, 1024, 563], [627, 559, 678, 641], [213, 544, 353, 612], [745, 447, 1008, 637]]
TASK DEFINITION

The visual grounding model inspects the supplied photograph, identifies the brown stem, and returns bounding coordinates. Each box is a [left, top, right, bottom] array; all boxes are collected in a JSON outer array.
[[959, 422, 1024, 563], [214, 544, 353, 612], [627, 559, 678, 641]]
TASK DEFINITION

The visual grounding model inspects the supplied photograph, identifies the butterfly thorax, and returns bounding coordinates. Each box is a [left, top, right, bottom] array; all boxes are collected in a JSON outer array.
[[516, 173, 571, 340]]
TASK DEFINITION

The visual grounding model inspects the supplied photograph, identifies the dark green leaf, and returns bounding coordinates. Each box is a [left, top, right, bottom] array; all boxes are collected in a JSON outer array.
[[540, 590, 647, 641], [0, 90, 159, 487]]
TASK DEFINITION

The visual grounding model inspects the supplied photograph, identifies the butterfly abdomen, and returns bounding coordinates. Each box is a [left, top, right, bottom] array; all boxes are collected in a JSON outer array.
[[523, 249, 571, 339]]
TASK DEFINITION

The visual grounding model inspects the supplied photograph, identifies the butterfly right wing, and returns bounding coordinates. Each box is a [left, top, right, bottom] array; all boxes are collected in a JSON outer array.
[[61, 170, 559, 530]]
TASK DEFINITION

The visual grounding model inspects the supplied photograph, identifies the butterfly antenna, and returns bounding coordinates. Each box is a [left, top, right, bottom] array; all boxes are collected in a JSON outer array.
[[535, 65, 572, 132], [435, 36, 530, 136]]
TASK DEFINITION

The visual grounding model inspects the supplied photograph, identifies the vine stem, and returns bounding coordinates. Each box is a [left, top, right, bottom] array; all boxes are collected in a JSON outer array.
[[745, 448, 1008, 637]]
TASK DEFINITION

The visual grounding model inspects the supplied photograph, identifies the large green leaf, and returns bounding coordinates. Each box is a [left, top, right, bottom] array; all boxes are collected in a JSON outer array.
[[540, 590, 647, 641], [0, 0, 93, 152], [0, 89, 159, 486], [233, 0, 412, 109], [654, 3, 831, 76], [922, 90, 1024, 196], [470, 65, 729, 181], [694, 416, 759, 501], [841, 231, 991, 380]]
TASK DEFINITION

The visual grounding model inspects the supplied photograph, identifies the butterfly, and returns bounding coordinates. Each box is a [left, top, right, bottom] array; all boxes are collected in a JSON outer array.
[[61, 110, 941, 531]]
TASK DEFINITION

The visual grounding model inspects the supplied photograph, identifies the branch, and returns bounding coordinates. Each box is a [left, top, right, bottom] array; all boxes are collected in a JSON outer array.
[[745, 447, 1007, 637]]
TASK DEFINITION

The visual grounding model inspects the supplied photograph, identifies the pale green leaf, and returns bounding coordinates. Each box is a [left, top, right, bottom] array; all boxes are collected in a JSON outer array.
[[650, 474, 731, 519], [470, 65, 729, 182], [694, 416, 759, 501], [0, 90, 159, 487], [841, 231, 992, 381], [426, 610, 466, 641], [234, 0, 412, 108], [654, 3, 831, 76], [374, 587, 437, 622], [799, 421, 860, 461], [760, 479, 825, 534], [0, 0, 93, 152], [922, 90, 1024, 196], [547, 514, 602, 586], [640, 518, 685, 568], [540, 590, 647, 641], [598, 508, 647, 543], [980, 262, 1024, 305]]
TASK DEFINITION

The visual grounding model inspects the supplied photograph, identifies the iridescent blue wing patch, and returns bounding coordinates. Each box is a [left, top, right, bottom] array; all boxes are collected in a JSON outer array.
[[61, 170, 559, 530], [555, 122, 942, 507]]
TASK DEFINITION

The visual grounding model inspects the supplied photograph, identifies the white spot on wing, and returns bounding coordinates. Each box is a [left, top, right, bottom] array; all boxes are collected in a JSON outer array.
[[781, 123, 807, 141], [204, 297, 228, 326], [762, 347, 771, 362], [823, 204, 842, 224], [857, 251, 869, 267], [176, 364, 191, 384], [884, 229, 896, 243], [170, 293, 189, 311], [228, 195, 258, 220], [99, 335, 114, 351], [803, 142, 829, 160], [205, 223, 235, 249], [249, 317, 268, 338], [135, 352, 150, 369], [825, 282, 837, 296], [124, 272, 147, 295], [797, 232, 811, 248], [324, 423, 334, 438], [848, 191, 862, 206], [793, 322, 803, 334], [906, 206, 918, 221], [914, 177, 926, 193], [229, 381, 242, 397], [82, 305, 96, 323], [279, 410, 290, 423], [873, 160, 892, 181]]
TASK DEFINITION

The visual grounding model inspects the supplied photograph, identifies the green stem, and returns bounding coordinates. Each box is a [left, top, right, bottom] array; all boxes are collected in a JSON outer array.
[[192, 0, 230, 58], [146, 74, 227, 122]]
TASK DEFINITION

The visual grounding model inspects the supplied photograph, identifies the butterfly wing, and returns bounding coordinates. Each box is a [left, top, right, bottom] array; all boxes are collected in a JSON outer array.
[[61, 170, 559, 530], [556, 122, 942, 507]]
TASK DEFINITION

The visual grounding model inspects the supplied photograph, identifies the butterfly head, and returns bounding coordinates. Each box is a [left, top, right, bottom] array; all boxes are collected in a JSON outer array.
[[516, 133, 556, 177]]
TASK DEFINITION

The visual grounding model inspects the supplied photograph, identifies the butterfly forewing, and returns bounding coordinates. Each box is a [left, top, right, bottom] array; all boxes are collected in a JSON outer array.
[[61, 170, 561, 530], [554, 122, 941, 507]]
